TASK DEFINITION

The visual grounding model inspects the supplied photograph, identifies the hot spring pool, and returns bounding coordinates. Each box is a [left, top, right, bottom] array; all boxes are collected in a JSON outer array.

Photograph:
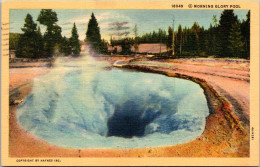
[[16, 54, 209, 149]]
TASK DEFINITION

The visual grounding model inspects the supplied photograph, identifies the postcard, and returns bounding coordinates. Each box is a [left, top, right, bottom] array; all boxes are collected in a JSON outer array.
[[1, 0, 259, 166]]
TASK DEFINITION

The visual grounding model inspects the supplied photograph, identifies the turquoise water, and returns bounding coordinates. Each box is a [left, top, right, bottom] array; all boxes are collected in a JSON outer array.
[[16, 48, 209, 149]]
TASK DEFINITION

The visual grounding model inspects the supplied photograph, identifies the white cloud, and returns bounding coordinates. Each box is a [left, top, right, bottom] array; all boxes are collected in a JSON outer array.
[[95, 12, 124, 21], [95, 12, 111, 21], [61, 12, 126, 26], [69, 14, 90, 24], [99, 22, 110, 29]]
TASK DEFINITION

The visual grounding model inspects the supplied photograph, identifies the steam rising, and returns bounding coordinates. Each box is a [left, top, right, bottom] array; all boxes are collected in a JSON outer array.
[[16, 45, 209, 149]]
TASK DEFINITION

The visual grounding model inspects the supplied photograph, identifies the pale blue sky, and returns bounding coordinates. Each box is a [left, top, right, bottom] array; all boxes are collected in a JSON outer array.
[[10, 9, 249, 41]]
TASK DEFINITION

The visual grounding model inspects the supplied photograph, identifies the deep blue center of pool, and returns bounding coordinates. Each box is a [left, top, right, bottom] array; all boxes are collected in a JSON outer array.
[[16, 55, 209, 149]]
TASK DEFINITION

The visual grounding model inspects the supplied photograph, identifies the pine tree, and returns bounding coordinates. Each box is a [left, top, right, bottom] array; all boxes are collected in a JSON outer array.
[[9, 33, 21, 51], [60, 37, 72, 56], [205, 25, 218, 55], [70, 23, 81, 55], [133, 24, 139, 53], [190, 22, 200, 55], [37, 9, 58, 27], [212, 15, 218, 27], [167, 26, 173, 51], [218, 10, 238, 57], [36, 26, 44, 57], [182, 27, 188, 53], [99, 39, 108, 54], [228, 21, 245, 58], [86, 13, 101, 44], [187, 31, 198, 56], [37, 9, 62, 56], [198, 27, 206, 55], [16, 14, 41, 58], [209, 15, 220, 56], [175, 25, 183, 55], [121, 38, 131, 55], [241, 11, 250, 59]]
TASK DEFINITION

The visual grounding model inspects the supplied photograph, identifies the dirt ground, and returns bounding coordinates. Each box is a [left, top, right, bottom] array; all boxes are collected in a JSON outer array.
[[9, 56, 250, 157], [9, 62, 51, 91]]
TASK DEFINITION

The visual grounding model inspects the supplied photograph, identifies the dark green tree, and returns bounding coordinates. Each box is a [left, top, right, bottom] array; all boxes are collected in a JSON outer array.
[[228, 21, 245, 58], [175, 25, 183, 55], [37, 9, 58, 27], [35, 26, 44, 56], [212, 15, 218, 27], [70, 23, 81, 55], [218, 10, 238, 57], [205, 24, 218, 56], [99, 39, 108, 54], [9, 33, 21, 50], [121, 38, 132, 55], [137, 29, 167, 44], [190, 22, 200, 55], [241, 10, 250, 59], [16, 14, 43, 58], [206, 15, 219, 56], [60, 37, 72, 56], [167, 26, 173, 50], [187, 31, 198, 56], [86, 13, 101, 45], [133, 24, 139, 53], [198, 27, 206, 56], [37, 9, 62, 56]]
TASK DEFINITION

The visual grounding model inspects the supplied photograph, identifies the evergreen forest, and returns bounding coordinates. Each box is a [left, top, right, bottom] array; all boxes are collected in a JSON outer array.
[[10, 10, 250, 59]]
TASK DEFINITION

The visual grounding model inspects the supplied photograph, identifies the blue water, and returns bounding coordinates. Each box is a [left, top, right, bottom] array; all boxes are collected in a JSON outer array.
[[16, 49, 209, 149]]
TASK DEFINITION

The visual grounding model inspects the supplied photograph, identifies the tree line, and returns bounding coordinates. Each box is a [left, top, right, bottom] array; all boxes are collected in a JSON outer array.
[[11, 10, 250, 59], [109, 10, 250, 59], [10, 9, 81, 58], [171, 10, 250, 59], [11, 11, 108, 58]]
